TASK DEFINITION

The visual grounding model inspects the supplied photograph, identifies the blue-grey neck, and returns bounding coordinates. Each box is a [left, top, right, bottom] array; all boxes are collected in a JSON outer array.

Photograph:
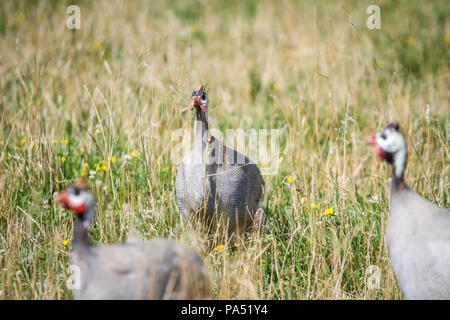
[[73, 204, 95, 248], [195, 107, 208, 152]]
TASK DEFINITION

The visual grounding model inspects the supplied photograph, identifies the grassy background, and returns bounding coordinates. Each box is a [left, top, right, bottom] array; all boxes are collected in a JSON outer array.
[[0, 0, 448, 299]]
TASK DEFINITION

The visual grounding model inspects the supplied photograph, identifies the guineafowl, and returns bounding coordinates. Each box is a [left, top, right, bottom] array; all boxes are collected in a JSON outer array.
[[367, 121, 450, 299], [176, 85, 265, 241], [56, 178, 211, 300]]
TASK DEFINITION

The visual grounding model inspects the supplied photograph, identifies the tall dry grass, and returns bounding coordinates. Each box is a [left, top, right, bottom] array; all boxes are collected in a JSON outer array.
[[0, 0, 448, 299]]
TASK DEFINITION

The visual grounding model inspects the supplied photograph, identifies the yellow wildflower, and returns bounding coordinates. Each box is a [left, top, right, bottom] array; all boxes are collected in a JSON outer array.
[[62, 239, 70, 246], [83, 163, 89, 171], [215, 244, 225, 251], [130, 150, 140, 157], [80, 171, 86, 177], [322, 208, 335, 216], [89, 41, 103, 53], [311, 203, 319, 209], [61, 139, 69, 144], [102, 165, 109, 171], [96, 165, 101, 171], [111, 156, 116, 163], [165, 166, 170, 172], [300, 198, 306, 205], [406, 37, 416, 47], [20, 137, 26, 146], [445, 33, 450, 44], [31, 142, 35, 148], [286, 176, 293, 184], [16, 12, 25, 24], [61, 156, 66, 163]]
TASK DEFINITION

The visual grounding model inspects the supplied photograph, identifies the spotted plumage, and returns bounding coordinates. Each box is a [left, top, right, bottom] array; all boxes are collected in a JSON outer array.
[[368, 122, 450, 299], [56, 182, 211, 300], [176, 85, 266, 240]]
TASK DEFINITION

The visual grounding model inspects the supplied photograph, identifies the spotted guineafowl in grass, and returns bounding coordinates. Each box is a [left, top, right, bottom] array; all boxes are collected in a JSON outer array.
[[176, 85, 265, 241], [367, 121, 450, 300], [56, 178, 211, 300]]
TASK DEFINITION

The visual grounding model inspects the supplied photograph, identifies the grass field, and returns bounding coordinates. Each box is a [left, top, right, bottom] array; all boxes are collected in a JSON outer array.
[[0, 0, 448, 299]]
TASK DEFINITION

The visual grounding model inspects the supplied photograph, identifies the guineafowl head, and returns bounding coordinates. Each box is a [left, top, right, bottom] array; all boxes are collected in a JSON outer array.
[[366, 121, 406, 163], [56, 178, 96, 226], [190, 84, 209, 112], [367, 121, 408, 179]]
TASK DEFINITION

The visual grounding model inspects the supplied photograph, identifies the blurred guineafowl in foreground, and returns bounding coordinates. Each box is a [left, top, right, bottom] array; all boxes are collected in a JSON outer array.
[[176, 85, 266, 240], [367, 121, 450, 299], [56, 179, 211, 300]]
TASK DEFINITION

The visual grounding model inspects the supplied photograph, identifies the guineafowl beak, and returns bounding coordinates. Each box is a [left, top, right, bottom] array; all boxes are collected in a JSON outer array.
[[366, 134, 386, 161], [56, 189, 86, 214], [190, 96, 207, 112], [366, 134, 376, 146], [56, 190, 70, 209]]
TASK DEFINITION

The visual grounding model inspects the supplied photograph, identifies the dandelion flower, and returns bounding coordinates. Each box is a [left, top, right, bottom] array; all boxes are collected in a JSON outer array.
[[102, 165, 109, 171], [165, 166, 170, 172], [31, 142, 35, 148], [445, 33, 450, 44], [96, 165, 101, 171], [20, 137, 25, 146], [16, 12, 25, 24], [61, 139, 69, 144], [322, 208, 335, 216], [62, 239, 70, 246], [215, 244, 225, 251], [61, 156, 66, 163], [80, 171, 86, 177], [286, 176, 293, 184], [111, 156, 116, 163], [311, 203, 319, 209], [406, 37, 416, 47]]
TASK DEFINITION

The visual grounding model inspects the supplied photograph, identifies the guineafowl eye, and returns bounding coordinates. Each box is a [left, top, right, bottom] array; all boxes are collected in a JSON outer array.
[[71, 186, 80, 196], [200, 93, 208, 105]]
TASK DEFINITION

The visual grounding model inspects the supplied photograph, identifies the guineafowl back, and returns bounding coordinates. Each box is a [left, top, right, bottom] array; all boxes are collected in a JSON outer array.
[[176, 135, 265, 237]]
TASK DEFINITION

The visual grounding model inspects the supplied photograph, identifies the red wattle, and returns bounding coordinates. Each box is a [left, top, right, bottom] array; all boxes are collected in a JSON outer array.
[[375, 146, 386, 160], [366, 134, 386, 160], [69, 203, 86, 214], [190, 96, 206, 112]]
